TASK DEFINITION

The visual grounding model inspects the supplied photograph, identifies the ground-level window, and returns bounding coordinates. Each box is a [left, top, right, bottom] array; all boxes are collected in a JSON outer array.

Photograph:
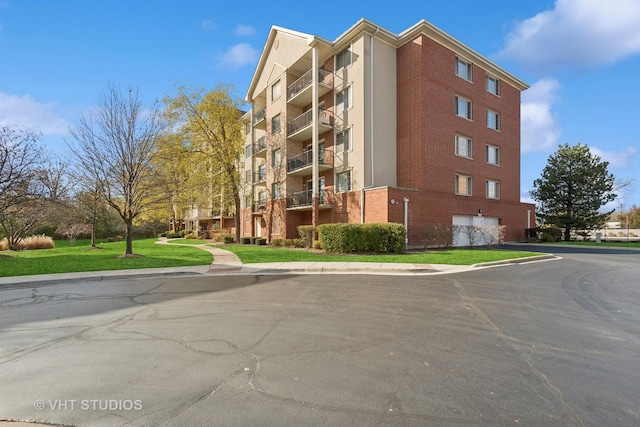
[[336, 170, 352, 193]]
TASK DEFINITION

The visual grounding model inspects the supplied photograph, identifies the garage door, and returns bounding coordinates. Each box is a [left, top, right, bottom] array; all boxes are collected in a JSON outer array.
[[452, 215, 499, 247]]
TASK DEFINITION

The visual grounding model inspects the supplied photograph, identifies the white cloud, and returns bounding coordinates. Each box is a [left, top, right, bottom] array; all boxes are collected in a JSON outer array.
[[0, 92, 69, 135], [521, 78, 562, 153], [591, 146, 638, 169], [217, 43, 258, 70], [234, 24, 255, 37], [498, 0, 640, 72]]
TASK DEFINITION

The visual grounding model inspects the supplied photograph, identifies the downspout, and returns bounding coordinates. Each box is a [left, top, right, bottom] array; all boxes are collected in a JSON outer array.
[[404, 197, 409, 250]]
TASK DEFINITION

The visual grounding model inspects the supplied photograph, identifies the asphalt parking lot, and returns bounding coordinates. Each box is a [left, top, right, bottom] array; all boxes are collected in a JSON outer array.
[[1, 247, 639, 426]]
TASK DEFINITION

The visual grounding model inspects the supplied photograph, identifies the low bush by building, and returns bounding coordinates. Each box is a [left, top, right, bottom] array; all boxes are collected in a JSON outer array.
[[318, 223, 406, 253]]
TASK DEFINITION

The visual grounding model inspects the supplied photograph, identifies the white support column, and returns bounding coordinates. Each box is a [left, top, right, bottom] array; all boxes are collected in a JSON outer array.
[[311, 46, 319, 226]]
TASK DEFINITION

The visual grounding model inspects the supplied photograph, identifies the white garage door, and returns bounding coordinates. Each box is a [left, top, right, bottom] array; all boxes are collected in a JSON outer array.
[[452, 215, 499, 247]]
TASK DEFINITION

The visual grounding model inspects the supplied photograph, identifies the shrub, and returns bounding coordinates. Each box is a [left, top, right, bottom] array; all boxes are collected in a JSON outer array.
[[241, 237, 252, 244], [312, 240, 322, 250], [256, 238, 267, 245], [0, 238, 8, 251], [185, 232, 198, 239], [14, 235, 55, 251], [271, 238, 284, 247], [297, 225, 316, 248], [421, 224, 454, 248], [158, 232, 168, 238], [223, 235, 235, 244], [166, 232, 181, 239], [318, 223, 405, 253], [540, 226, 563, 242]]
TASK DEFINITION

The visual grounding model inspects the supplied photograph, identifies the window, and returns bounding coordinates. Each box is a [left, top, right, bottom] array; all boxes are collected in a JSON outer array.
[[455, 57, 472, 81], [271, 182, 282, 199], [244, 122, 251, 134], [335, 86, 351, 115], [245, 195, 252, 208], [336, 170, 352, 193], [245, 169, 252, 184], [258, 164, 266, 181], [487, 110, 500, 130], [258, 190, 266, 205], [487, 145, 500, 165], [455, 174, 472, 196], [271, 148, 282, 167], [336, 46, 352, 70], [271, 80, 281, 101], [486, 180, 500, 199], [336, 128, 351, 152], [486, 76, 500, 96], [245, 144, 252, 159], [455, 96, 472, 120], [271, 114, 281, 134], [455, 135, 472, 158]]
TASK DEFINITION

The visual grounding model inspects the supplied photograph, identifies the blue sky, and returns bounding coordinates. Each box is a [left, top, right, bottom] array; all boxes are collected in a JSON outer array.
[[1, 0, 639, 210]]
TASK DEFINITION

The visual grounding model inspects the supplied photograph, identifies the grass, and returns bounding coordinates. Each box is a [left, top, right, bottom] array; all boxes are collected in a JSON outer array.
[[0, 238, 212, 277], [222, 244, 540, 265]]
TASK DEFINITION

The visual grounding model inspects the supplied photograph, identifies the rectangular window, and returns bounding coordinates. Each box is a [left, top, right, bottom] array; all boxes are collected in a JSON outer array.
[[455, 135, 472, 158], [487, 145, 500, 165], [455, 57, 472, 81], [258, 190, 266, 205], [271, 148, 282, 167], [455, 174, 472, 196], [245, 144, 252, 159], [455, 96, 472, 120], [336, 46, 352, 70], [487, 110, 500, 130], [486, 180, 500, 199], [245, 169, 252, 184], [336, 170, 352, 193], [336, 128, 351, 152], [258, 164, 266, 181], [244, 122, 251, 134], [245, 195, 252, 208], [271, 182, 281, 199], [271, 114, 281, 134], [486, 76, 500, 96], [271, 80, 281, 101], [335, 86, 351, 115]]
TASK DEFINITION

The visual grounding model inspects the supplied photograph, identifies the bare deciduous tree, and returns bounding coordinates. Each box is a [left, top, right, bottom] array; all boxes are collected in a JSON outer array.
[[0, 126, 43, 221], [67, 84, 165, 255]]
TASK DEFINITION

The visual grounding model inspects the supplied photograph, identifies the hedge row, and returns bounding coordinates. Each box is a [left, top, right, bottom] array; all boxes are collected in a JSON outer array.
[[318, 223, 406, 253]]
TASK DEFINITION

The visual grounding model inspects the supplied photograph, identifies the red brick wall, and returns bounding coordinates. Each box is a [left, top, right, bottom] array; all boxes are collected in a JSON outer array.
[[395, 33, 532, 245]]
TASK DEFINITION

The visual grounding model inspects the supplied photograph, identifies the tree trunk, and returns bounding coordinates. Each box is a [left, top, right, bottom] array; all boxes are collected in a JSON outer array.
[[91, 224, 97, 248], [125, 219, 134, 254], [234, 193, 241, 243], [564, 227, 571, 242]]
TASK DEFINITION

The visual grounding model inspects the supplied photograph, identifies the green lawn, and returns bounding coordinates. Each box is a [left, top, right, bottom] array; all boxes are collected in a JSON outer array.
[[222, 244, 541, 265], [0, 238, 212, 277]]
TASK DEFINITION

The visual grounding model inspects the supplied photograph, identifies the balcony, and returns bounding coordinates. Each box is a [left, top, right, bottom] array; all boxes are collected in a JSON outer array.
[[253, 136, 267, 156], [252, 198, 268, 214], [287, 68, 334, 106], [253, 169, 267, 184], [287, 190, 334, 210], [287, 148, 334, 176], [253, 106, 266, 129], [287, 110, 333, 141]]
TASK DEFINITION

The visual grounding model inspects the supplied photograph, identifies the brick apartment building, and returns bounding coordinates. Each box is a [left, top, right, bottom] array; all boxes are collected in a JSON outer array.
[[241, 18, 535, 246]]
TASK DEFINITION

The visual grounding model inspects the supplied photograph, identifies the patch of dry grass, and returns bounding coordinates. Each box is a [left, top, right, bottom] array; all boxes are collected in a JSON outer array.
[[0, 235, 55, 251]]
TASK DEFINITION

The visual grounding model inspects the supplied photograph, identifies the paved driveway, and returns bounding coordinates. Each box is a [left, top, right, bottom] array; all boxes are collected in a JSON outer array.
[[1, 248, 639, 426]]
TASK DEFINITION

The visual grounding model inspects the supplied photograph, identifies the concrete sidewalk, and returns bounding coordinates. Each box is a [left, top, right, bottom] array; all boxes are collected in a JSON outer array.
[[0, 243, 555, 287]]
